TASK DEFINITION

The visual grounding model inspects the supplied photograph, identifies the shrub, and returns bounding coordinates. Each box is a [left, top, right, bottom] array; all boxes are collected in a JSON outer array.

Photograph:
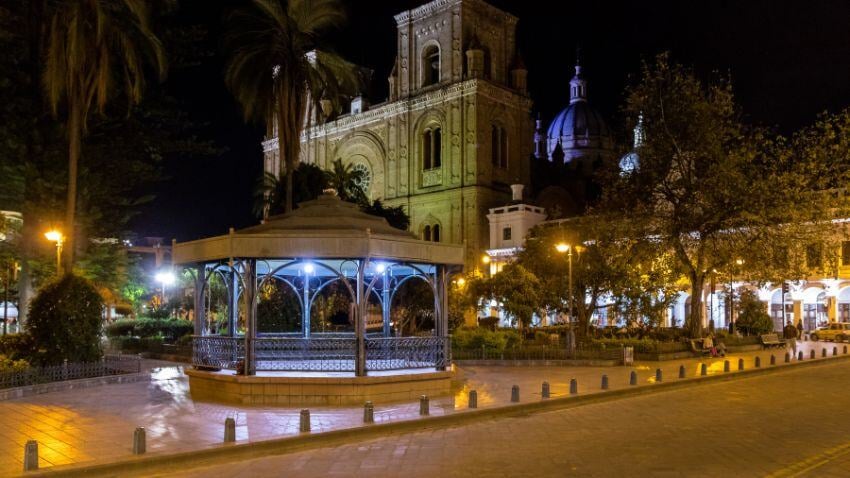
[[0, 333, 35, 360], [452, 328, 521, 353], [0, 354, 29, 373], [28, 274, 104, 365], [105, 319, 136, 338], [736, 290, 774, 336]]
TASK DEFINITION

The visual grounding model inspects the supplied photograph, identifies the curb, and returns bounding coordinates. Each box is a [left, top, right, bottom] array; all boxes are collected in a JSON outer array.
[[0, 373, 150, 402], [26, 353, 850, 477]]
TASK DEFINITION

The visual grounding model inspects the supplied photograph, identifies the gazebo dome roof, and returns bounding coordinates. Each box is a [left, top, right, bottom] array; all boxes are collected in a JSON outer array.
[[239, 192, 413, 238]]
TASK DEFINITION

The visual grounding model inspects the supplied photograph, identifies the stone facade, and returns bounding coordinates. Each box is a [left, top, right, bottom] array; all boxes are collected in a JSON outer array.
[[262, 0, 533, 270]]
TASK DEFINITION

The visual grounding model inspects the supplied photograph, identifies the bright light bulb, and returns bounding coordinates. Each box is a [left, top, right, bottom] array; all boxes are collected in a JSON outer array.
[[45, 230, 62, 243], [303, 263, 315, 274], [155, 272, 176, 286], [481, 255, 491, 264], [375, 262, 387, 273], [555, 243, 569, 253]]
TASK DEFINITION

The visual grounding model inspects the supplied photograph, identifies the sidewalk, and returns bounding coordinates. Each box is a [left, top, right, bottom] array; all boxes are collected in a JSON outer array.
[[0, 340, 840, 475]]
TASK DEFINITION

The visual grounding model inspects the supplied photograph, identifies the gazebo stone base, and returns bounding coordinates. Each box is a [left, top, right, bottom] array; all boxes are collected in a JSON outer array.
[[185, 368, 454, 406]]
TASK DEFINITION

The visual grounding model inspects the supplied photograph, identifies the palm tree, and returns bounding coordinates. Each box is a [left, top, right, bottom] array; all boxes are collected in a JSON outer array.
[[225, 0, 360, 215], [324, 159, 367, 204], [43, 0, 165, 271]]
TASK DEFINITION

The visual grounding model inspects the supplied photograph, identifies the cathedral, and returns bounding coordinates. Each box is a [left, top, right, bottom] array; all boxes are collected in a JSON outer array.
[[262, 0, 615, 272]]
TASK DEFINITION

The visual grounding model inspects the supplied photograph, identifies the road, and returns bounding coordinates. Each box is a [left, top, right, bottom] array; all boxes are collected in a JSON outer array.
[[159, 358, 850, 478]]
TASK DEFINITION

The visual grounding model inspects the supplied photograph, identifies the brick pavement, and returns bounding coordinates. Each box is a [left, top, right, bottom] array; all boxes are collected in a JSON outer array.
[[0, 340, 841, 476], [160, 353, 850, 478]]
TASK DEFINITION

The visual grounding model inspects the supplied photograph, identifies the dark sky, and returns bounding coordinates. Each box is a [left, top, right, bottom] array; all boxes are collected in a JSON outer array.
[[133, 0, 850, 242]]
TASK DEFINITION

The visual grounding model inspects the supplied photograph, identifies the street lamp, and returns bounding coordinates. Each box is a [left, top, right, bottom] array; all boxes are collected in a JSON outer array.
[[481, 254, 491, 276], [155, 271, 176, 312], [555, 243, 573, 324], [44, 230, 64, 276]]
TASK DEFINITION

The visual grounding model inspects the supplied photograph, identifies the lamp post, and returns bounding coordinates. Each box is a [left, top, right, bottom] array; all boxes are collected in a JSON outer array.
[[729, 258, 744, 333], [481, 254, 491, 277], [555, 243, 573, 323], [44, 230, 64, 276]]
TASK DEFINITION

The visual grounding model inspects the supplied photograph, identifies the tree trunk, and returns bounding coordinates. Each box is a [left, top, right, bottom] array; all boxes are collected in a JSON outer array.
[[64, 99, 81, 273], [285, 168, 293, 213], [687, 274, 705, 338]]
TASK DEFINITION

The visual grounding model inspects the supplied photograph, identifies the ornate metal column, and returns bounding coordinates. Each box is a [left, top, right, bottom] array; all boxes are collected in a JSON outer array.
[[381, 269, 391, 337], [244, 259, 257, 376], [193, 263, 205, 336], [303, 273, 310, 338], [227, 266, 239, 337], [355, 260, 366, 376]]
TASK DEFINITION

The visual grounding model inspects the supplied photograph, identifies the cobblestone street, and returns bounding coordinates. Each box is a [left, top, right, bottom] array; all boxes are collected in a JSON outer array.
[[162, 355, 850, 478]]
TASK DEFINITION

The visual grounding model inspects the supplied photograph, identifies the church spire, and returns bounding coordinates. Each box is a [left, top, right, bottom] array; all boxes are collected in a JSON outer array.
[[569, 49, 587, 104]]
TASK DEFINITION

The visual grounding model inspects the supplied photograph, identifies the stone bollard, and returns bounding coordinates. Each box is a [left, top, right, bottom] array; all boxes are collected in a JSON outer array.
[[419, 395, 430, 416], [542, 382, 550, 399], [601, 375, 609, 390], [132, 427, 146, 455], [724, 360, 730, 373], [629, 371, 638, 385], [798, 351, 804, 361], [738, 358, 744, 371], [569, 378, 578, 395], [700, 363, 707, 376], [224, 417, 236, 443], [468, 390, 478, 409], [655, 368, 663, 383], [511, 385, 520, 403], [822, 348, 827, 358], [363, 402, 375, 424], [23, 440, 38, 472], [834, 347, 838, 356], [679, 365, 686, 379], [810, 350, 816, 360], [755, 356, 761, 368], [299, 409, 311, 433], [770, 355, 776, 366]]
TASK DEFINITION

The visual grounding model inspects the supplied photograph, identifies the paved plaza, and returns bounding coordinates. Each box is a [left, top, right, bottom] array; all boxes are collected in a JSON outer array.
[[158, 353, 850, 478], [0, 341, 843, 476]]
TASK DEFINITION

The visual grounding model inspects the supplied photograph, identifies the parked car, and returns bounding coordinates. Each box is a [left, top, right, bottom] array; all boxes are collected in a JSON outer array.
[[809, 322, 850, 342]]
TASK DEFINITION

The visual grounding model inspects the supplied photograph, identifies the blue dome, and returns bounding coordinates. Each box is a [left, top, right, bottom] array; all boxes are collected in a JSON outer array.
[[547, 101, 610, 143], [546, 102, 613, 161]]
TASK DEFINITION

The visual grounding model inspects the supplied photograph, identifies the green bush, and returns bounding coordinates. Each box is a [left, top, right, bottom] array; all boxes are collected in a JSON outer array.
[[736, 290, 774, 336], [105, 319, 136, 338], [0, 333, 35, 360], [28, 274, 104, 365], [0, 354, 29, 373], [452, 328, 521, 352]]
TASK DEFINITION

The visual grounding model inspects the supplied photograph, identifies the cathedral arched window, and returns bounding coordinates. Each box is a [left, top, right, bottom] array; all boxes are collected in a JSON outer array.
[[422, 44, 440, 87], [423, 126, 441, 170], [491, 124, 508, 168], [421, 222, 441, 242]]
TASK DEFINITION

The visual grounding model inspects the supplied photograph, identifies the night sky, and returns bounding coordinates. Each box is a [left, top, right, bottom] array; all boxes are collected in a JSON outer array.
[[133, 0, 850, 242]]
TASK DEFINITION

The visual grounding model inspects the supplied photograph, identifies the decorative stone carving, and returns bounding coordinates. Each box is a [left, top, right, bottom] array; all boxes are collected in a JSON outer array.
[[422, 168, 443, 187]]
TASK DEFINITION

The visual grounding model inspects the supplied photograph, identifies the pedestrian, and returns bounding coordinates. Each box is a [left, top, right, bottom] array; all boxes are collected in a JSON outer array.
[[716, 339, 727, 357], [704, 333, 715, 357], [796, 320, 803, 340], [784, 320, 798, 355]]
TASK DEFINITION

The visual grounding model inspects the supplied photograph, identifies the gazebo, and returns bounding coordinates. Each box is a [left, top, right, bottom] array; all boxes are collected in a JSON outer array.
[[173, 191, 464, 405]]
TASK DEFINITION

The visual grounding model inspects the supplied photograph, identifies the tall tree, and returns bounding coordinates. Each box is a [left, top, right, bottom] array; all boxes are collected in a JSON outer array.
[[324, 159, 367, 203], [43, 0, 166, 271], [605, 53, 840, 337], [225, 0, 360, 214]]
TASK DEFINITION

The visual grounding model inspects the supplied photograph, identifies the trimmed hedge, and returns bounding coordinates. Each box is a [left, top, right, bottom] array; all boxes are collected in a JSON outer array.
[[106, 317, 192, 342], [28, 274, 103, 365]]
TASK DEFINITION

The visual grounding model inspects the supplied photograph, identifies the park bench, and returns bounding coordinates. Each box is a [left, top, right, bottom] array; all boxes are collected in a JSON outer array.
[[760, 333, 785, 348], [689, 339, 712, 356]]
